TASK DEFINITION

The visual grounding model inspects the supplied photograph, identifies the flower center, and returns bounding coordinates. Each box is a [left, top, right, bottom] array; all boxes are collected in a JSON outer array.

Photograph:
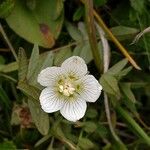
[[58, 80, 75, 97]]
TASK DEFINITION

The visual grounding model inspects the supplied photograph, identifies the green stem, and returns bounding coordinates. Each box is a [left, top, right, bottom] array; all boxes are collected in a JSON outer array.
[[0, 73, 17, 83], [116, 106, 150, 146], [84, 0, 103, 72], [0, 23, 18, 62], [104, 93, 127, 150]]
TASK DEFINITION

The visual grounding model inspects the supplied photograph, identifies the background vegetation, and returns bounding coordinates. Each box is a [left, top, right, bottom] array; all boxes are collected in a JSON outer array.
[[0, 0, 150, 149]]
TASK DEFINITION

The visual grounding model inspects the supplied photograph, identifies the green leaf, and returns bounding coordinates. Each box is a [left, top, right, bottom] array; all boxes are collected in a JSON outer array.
[[130, 0, 145, 14], [120, 83, 137, 114], [102, 143, 111, 150], [40, 52, 54, 70], [17, 81, 40, 100], [26, 0, 36, 10], [86, 108, 98, 118], [96, 124, 109, 138], [11, 105, 21, 125], [28, 99, 50, 135], [0, 0, 15, 18], [65, 21, 83, 41], [109, 26, 139, 41], [73, 44, 83, 56], [6, 0, 64, 48], [18, 47, 28, 81], [78, 138, 94, 149], [0, 62, 18, 73], [27, 44, 39, 81], [73, 6, 84, 21], [49, 0, 64, 20], [120, 83, 136, 103], [117, 66, 132, 79], [54, 47, 72, 66], [17, 81, 47, 138], [0, 140, 16, 150], [78, 22, 88, 40], [107, 59, 128, 75], [83, 121, 97, 133], [100, 73, 121, 99], [80, 42, 93, 64], [73, 42, 93, 64]]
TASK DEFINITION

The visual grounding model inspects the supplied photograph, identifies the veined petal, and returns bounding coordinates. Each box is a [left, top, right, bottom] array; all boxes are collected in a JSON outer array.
[[40, 88, 64, 113], [61, 56, 88, 78], [60, 98, 87, 122], [79, 75, 102, 102], [37, 67, 62, 87]]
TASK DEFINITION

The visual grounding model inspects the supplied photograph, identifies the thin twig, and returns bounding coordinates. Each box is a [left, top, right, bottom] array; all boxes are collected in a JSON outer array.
[[0, 23, 18, 62], [0, 48, 10, 52]]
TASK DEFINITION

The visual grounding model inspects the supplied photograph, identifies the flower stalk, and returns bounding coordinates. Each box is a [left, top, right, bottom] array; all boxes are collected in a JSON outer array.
[[84, 0, 103, 73]]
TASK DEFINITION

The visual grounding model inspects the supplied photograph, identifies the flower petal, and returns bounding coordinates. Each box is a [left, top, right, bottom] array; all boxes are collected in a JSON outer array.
[[79, 75, 102, 102], [37, 67, 62, 87], [40, 88, 64, 113], [60, 98, 87, 122], [61, 56, 87, 77]]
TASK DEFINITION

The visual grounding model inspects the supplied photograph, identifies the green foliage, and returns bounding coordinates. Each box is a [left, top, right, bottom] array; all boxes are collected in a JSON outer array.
[[83, 121, 97, 133], [0, 140, 16, 150], [18, 47, 28, 81], [73, 6, 84, 21], [0, 0, 150, 149], [78, 138, 95, 149], [130, 0, 145, 14], [5, 0, 64, 48], [120, 83, 136, 103], [100, 73, 121, 99], [27, 44, 39, 79], [86, 108, 98, 119], [109, 26, 139, 41], [0, 0, 15, 18], [17, 81, 40, 100], [53, 47, 72, 66], [28, 99, 50, 135], [66, 21, 83, 41], [0, 62, 18, 73], [94, 0, 108, 7]]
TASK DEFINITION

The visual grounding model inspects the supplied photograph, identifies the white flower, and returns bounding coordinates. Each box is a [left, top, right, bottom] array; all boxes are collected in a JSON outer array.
[[37, 56, 102, 122]]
